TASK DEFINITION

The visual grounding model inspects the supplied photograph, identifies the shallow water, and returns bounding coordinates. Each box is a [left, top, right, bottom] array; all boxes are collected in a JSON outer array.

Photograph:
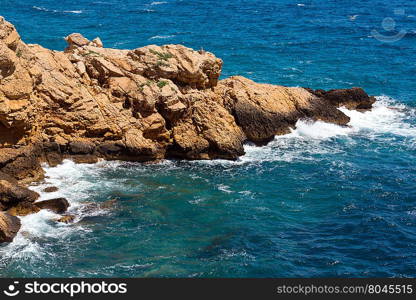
[[0, 0, 415, 277]]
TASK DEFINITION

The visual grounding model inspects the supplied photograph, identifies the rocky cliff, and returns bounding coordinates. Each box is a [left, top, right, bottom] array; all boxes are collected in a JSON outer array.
[[0, 16, 375, 242]]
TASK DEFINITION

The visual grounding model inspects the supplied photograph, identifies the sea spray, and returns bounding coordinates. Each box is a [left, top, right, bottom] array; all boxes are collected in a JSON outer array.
[[240, 96, 416, 164], [0, 97, 415, 277], [0, 161, 117, 271], [340, 96, 416, 140]]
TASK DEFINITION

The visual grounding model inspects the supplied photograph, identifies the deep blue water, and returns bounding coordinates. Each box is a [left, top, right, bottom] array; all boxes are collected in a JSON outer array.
[[0, 0, 415, 277]]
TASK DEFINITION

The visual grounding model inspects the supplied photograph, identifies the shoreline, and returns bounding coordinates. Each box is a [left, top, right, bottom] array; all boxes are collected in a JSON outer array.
[[0, 15, 377, 242], [1, 94, 415, 277]]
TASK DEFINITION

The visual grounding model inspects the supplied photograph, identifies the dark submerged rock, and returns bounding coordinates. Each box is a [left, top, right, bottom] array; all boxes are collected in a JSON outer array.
[[34, 198, 70, 214], [43, 186, 59, 193], [56, 215, 75, 224]]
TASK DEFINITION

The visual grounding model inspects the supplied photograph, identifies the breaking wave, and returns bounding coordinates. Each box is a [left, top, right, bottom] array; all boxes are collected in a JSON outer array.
[[240, 95, 416, 163], [150, 1, 167, 5], [0, 160, 117, 268], [149, 35, 175, 40], [32, 6, 83, 14], [340, 96, 416, 139], [295, 96, 415, 140], [0, 95, 414, 275]]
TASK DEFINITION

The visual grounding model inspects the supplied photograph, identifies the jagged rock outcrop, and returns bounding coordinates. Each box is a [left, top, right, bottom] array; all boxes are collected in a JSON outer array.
[[7, 202, 40, 216], [0, 178, 39, 210], [0, 212, 21, 242], [56, 215, 75, 224], [34, 198, 70, 214], [307, 87, 376, 110], [0, 16, 374, 166], [0, 16, 377, 241], [216, 76, 352, 145], [43, 186, 58, 193]]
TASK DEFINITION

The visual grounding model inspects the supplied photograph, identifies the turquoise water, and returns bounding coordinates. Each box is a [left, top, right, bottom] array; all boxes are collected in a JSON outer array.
[[0, 0, 416, 277]]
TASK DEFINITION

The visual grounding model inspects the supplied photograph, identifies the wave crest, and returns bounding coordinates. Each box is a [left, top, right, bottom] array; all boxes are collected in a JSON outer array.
[[33, 6, 83, 14]]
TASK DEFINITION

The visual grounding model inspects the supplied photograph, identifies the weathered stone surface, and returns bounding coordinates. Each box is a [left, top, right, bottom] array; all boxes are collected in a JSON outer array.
[[0, 17, 378, 240], [0, 16, 20, 50], [129, 45, 223, 89], [307, 87, 376, 110], [215, 76, 351, 144], [7, 202, 40, 216], [0, 171, 18, 184], [0, 145, 45, 183], [0, 16, 375, 180], [170, 91, 246, 159], [34, 198, 70, 214], [56, 215, 75, 224], [91, 37, 103, 48], [43, 186, 59, 193], [65, 33, 90, 51], [0, 211, 21, 243], [0, 179, 39, 210], [68, 141, 95, 155]]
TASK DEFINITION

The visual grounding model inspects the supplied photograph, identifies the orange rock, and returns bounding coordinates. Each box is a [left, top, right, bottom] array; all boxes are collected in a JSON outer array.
[[0, 16, 377, 240], [0, 211, 21, 243], [0, 16, 375, 178], [0, 179, 39, 210], [7, 202, 40, 216], [56, 215, 75, 224], [34, 198, 69, 214]]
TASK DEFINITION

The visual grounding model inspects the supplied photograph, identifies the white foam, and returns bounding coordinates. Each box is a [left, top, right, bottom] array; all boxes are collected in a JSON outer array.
[[0, 160, 117, 260], [63, 10, 83, 14], [149, 35, 175, 40], [2, 96, 414, 256], [0, 205, 90, 265], [32, 6, 83, 14], [33, 6, 49, 12], [339, 96, 416, 139], [237, 95, 416, 164], [217, 184, 233, 194], [150, 1, 167, 5], [289, 119, 354, 139]]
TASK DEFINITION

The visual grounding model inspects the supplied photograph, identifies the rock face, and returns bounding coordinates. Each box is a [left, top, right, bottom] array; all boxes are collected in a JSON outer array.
[[56, 215, 75, 224], [0, 212, 21, 242], [216, 76, 352, 145], [0, 179, 39, 210], [7, 202, 40, 216], [34, 198, 70, 214], [43, 186, 59, 193], [307, 87, 376, 110], [0, 16, 377, 240], [0, 16, 376, 168]]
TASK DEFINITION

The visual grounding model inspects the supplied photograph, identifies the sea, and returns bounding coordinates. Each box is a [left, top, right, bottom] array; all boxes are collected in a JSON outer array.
[[0, 0, 415, 277]]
